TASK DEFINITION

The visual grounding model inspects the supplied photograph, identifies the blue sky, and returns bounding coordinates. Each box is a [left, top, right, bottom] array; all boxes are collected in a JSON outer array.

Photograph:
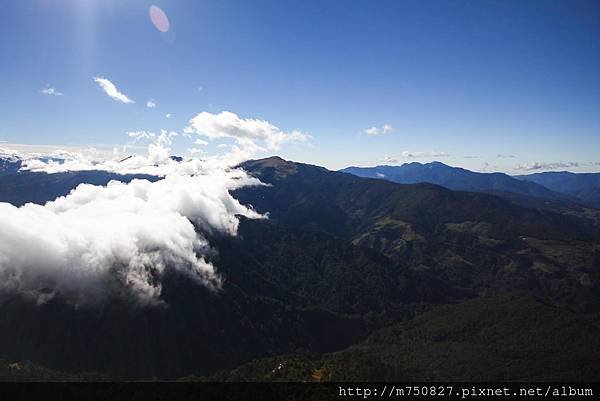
[[1, 0, 599, 172]]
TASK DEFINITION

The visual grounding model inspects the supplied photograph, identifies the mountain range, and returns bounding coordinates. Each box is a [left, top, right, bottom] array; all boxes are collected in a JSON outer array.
[[341, 161, 600, 209], [516, 171, 600, 208], [0, 156, 599, 381]]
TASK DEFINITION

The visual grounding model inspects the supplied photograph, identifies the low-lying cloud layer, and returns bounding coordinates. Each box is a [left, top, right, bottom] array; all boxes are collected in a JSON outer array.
[[0, 152, 264, 306], [0, 136, 275, 308], [0, 111, 313, 307], [0, 151, 264, 306]]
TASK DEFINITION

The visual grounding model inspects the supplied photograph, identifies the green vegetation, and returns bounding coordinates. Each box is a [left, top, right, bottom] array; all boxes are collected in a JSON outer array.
[[0, 359, 106, 381], [195, 296, 600, 382]]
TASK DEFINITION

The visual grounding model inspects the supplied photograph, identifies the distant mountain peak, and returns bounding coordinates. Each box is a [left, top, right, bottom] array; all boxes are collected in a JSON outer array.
[[339, 161, 577, 205], [372, 161, 452, 170], [425, 161, 448, 166]]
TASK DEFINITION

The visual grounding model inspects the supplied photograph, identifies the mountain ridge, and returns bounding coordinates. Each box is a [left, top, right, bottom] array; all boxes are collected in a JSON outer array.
[[516, 171, 600, 208], [340, 161, 581, 205]]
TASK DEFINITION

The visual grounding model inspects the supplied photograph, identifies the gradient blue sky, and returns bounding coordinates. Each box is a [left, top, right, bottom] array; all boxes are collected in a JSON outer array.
[[1, 0, 599, 172]]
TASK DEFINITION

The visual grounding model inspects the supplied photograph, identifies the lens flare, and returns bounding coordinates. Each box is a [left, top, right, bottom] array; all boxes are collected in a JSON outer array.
[[149, 5, 170, 33]]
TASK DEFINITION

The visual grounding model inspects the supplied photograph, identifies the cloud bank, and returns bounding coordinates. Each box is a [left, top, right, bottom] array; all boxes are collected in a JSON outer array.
[[0, 110, 313, 307], [93, 77, 135, 104], [0, 142, 265, 307]]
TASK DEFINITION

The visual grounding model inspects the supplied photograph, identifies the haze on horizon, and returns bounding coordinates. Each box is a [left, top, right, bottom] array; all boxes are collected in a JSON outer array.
[[1, 0, 599, 173]]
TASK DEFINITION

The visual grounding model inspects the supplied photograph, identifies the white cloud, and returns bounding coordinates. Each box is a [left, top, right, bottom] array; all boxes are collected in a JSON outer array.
[[7, 110, 286, 176], [166, 113, 173, 119], [382, 124, 394, 134], [93, 76, 135, 104], [40, 87, 64, 96], [1, 144, 121, 169], [1, 144, 265, 306], [187, 111, 310, 153], [364, 124, 394, 136], [379, 156, 399, 163], [514, 161, 579, 171], [160, 130, 178, 143], [497, 154, 516, 159], [122, 130, 178, 165], [181, 126, 194, 139], [378, 151, 448, 163], [127, 130, 155, 141], [400, 151, 449, 158], [364, 127, 380, 136], [146, 99, 157, 108]]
